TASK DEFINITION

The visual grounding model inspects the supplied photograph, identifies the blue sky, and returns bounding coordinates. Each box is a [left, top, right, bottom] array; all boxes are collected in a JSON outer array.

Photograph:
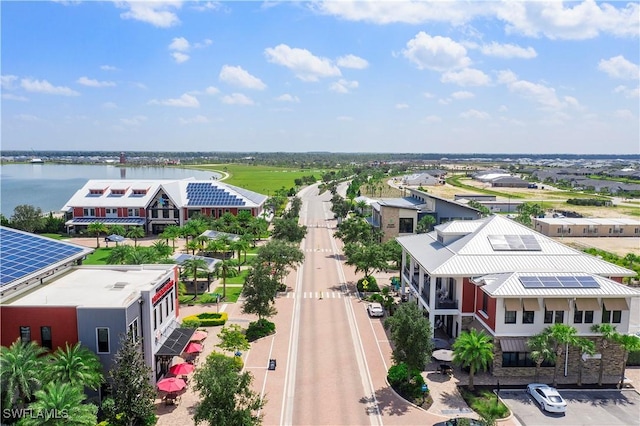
[[2, 1, 639, 154]]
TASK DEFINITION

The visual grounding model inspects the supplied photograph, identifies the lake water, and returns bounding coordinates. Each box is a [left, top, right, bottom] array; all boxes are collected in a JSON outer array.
[[0, 164, 220, 216]]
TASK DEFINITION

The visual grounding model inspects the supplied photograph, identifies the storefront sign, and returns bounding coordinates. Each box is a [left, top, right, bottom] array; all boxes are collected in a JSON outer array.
[[152, 279, 174, 305]]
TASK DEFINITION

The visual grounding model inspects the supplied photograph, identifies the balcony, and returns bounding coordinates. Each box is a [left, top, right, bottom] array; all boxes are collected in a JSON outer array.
[[435, 298, 458, 310]]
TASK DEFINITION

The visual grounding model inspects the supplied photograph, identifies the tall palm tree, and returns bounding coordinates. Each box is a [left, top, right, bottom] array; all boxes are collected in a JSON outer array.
[[186, 239, 201, 255], [106, 245, 133, 265], [544, 323, 579, 387], [575, 338, 595, 387], [613, 334, 640, 389], [0, 339, 47, 408], [181, 257, 209, 300], [451, 329, 494, 391], [214, 258, 238, 300], [591, 324, 619, 386], [152, 240, 173, 259], [46, 342, 103, 391], [22, 382, 98, 426], [125, 246, 158, 265], [159, 225, 182, 252], [87, 221, 107, 248], [230, 239, 249, 272], [527, 333, 554, 383], [108, 224, 126, 238], [126, 226, 145, 247]]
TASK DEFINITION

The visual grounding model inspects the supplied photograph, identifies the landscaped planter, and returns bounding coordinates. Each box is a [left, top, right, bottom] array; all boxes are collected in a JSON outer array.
[[182, 312, 228, 327]]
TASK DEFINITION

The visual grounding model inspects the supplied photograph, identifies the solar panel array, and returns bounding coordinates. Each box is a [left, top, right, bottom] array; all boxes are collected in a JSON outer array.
[[488, 234, 542, 251], [173, 253, 218, 269], [0, 227, 86, 287], [519, 275, 600, 289], [186, 182, 246, 207]]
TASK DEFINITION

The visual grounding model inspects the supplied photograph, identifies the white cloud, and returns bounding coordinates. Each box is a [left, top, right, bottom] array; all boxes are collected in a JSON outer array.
[[264, 44, 341, 82], [116, 1, 182, 28], [100, 65, 119, 71], [276, 94, 300, 102], [14, 114, 40, 122], [598, 56, 639, 80], [219, 65, 266, 90], [172, 52, 190, 63], [149, 93, 199, 108], [460, 109, 491, 119], [423, 92, 435, 99], [191, 2, 223, 12], [395, 103, 409, 109], [77, 76, 116, 87], [336, 54, 369, 69], [2, 93, 28, 101], [496, 1, 640, 40], [614, 109, 634, 120], [441, 68, 491, 86], [21, 78, 80, 96], [497, 70, 566, 109], [330, 79, 359, 94], [194, 39, 213, 48], [498, 105, 508, 112], [1, 75, 18, 90], [102, 102, 118, 109], [480, 42, 537, 59], [451, 91, 474, 100], [179, 115, 210, 124], [424, 115, 442, 123], [169, 37, 190, 51], [120, 115, 148, 126], [402, 32, 470, 71], [336, 115, 353, 121], [205, 86, 220, 95], [613, 85, 640, 98], [221, 93, 255, 105]]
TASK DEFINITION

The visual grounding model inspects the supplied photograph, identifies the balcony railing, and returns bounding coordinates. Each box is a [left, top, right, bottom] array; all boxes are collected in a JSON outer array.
[[435, 298, 458, 310]]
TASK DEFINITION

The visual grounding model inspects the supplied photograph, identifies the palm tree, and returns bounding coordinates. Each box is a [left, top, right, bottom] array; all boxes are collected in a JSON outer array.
[[591, 324, 618, 386], [451, 329, 494, 391], [186, 239, 201, 255], [544, 323, 579, 387], [125, 246, 158, 265], [613, 334, 640, 389], [230, 238, 249, 272], [575, 338, 595, 386], [22, 382, 97, 426], [152, 240, 173, 259], [0, 339, 47, 408], [126, 226, 145, 247], [416, 215, 436, 234], [87, 221, 107, 248], [527, 333, 554, 383], [46, 342, 103, 391], [159, 225, 182, 252], [214, 258, 238, 300], [108, 224, 126, 238], [106, 245, 133, 265], [181, 257, 209, 300]]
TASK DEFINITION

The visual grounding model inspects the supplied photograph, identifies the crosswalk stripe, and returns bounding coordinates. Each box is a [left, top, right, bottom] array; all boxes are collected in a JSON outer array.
[[281, 291, 352, 299]]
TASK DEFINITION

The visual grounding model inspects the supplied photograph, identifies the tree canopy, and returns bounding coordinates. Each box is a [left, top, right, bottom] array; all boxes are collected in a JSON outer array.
[[384, 303, 433, 374]]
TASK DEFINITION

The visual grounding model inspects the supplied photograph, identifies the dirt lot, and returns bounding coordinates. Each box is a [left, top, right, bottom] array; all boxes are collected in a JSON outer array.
[[557, 237, 640, 256]]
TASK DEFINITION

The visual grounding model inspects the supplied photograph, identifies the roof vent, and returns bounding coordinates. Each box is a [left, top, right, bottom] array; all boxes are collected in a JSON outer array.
[[113, 282, 129, 289]]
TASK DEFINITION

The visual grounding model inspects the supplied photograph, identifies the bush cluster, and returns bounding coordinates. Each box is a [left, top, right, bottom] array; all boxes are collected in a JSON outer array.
[[245, 318, 275, 341], [567, 198, 608, 206], [182, 312, 228, 327], [387, 362, 427, 400], [356, 276, 380, 292]]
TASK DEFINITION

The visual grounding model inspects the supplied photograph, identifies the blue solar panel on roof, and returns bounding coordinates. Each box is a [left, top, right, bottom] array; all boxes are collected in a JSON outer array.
[[520, 275, 601, 289], [0, 227, 87, 287]]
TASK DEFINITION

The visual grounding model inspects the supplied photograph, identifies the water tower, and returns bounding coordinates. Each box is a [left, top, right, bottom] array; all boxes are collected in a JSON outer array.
[[119, 152, 126, 164]]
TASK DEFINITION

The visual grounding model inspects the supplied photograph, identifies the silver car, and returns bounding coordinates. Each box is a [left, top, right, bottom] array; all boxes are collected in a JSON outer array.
[[526, 383, 567, 414]]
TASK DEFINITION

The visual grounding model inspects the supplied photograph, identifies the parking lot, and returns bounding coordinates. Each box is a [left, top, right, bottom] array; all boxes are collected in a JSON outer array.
[[500, 389, 640, 426]]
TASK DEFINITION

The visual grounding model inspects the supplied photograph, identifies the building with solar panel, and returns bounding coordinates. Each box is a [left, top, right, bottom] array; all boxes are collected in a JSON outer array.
[[61, 179, 268, 235], [0, 226, 195, 393], [397, 215, 640, 384]]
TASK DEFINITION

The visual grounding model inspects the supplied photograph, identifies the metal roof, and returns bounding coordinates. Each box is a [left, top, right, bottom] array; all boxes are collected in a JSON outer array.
[[397, 215, 636, 277]]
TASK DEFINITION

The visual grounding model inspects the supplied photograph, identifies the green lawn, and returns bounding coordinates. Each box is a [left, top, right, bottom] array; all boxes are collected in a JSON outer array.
[[83, 247, 111, 265], [41, 233, 67, 240], [214, 285, 243, 303], [224, 269, 250, 284], [187, 163, 331, 194]]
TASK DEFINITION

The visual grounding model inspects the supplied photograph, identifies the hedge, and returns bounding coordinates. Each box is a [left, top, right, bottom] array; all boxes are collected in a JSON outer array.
[[182, 312, 228, 327]]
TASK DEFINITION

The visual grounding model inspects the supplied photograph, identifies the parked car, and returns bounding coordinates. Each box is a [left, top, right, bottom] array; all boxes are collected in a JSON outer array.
[[444, 417, 483, 426], [526, 383, 567, 414], [366, 302, 384, 317]]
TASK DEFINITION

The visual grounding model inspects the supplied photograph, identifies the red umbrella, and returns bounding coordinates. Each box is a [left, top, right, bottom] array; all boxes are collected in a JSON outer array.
[[169, 362, 195, 376], [157, 377, 186, 393], [184, 342, 203, 354], [191, 330, 208, 341]]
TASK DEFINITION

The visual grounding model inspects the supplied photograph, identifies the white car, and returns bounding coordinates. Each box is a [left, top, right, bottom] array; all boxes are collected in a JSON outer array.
[[526, 383, 567, 414], [367, 302, 384, 317]]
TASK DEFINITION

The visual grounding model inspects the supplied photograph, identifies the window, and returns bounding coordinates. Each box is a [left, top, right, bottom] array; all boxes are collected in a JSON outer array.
[[165, 297, 169, 317], [555, 311, 564, 323], [573, 310, 594, 324], [505, 310, 516, 324], [153, 308, 157, 330], [96, 328, 110, 353], [545, 309, 564, 324], [522, 310, 535, 324], [398, 218, 414, 233], [602, 308, 622, 324], [502, 352, 554, 368], [584, 311, 594, 323], [40, 326, 52, 350], [83, 208, 96, 217], [20, 326, 31, 343], [170, 291, 174, 312], [482, 292, 489, 314], [128, 319, 139, 343]]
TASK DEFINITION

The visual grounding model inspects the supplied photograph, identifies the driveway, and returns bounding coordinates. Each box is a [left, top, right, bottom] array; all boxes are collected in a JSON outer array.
[[499, 388, 640, 426]]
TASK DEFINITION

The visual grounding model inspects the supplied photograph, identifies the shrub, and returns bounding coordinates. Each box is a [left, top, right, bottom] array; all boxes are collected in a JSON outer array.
[[357, 276, 380, 292], [182, 312, 228, 327], [182, 318, 201, 328], [387, 363, 408, 386], [232, 355, 244, 371], [246, 318, 275, 341]]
